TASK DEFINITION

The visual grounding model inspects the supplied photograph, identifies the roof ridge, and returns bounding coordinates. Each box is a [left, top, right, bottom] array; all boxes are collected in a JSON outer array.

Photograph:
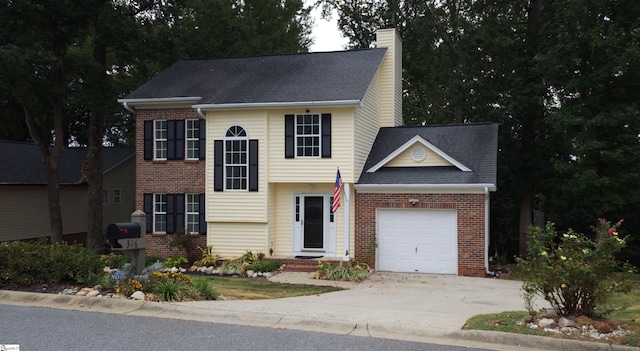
[[177, 47, 385, 62]]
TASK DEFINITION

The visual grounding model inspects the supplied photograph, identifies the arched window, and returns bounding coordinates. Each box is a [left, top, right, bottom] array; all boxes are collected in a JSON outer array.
[[224, 126, 248, 190]]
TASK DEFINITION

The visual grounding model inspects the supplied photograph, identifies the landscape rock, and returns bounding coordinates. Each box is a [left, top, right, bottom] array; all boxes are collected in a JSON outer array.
[[538, 318, 557, 329], [86, 290, 100, 297], [558, 317, 576, 328], [130, 291, 145, 300]]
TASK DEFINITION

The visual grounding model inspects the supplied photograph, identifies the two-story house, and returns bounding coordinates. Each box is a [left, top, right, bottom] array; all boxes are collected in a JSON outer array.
[[119, 27, 498, 277]]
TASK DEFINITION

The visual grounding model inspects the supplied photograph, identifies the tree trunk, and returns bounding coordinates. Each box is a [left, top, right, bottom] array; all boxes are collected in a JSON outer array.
[[86, 25, 107, 253], [518, 192, 532, 257]]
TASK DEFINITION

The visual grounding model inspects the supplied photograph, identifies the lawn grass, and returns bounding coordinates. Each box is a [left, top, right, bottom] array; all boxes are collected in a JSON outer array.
[[463, 273, 640, 347], [191, 275, 343, 300]]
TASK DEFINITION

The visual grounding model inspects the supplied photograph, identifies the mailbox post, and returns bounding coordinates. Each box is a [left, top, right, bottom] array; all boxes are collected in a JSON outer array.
[[106, 210, 147, 275]]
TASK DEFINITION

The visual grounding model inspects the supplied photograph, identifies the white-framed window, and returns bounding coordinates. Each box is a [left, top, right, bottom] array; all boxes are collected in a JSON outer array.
[[102, 190, 109, 204], [154, 120, 168, 160], [186, 193, 200, 234], [154, 193, 167, 233], [224, 125, 248, 190], [295, 113, 320, 157], [113, 189, 121, 204], [186, 119, 200, 160]]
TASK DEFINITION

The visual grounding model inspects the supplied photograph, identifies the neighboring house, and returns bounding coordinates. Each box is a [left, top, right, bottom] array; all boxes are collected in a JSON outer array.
[[0, 140, 135, 244], [118, 26, 498, 276]]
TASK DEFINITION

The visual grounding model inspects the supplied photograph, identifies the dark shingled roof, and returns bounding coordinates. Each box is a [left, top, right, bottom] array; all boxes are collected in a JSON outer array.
[[357, 123, 499, 186], [0, 140, 135, 185], [123, 48, 387, 105]]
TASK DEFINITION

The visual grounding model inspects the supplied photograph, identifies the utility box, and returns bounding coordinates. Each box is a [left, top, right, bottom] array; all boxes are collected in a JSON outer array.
[[106, 222, 145, 249]]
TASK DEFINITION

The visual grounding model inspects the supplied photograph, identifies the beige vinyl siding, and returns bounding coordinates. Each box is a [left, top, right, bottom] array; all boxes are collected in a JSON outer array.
[[102, 156, 136, 224], [207, 222, 268, 257], [206, 111, 268, 222], [385, 144, 452, 168], [267, 108, 355, 184], [354, 74, 382, 182], [376, 28, 403, 127], [0, 186, 89, 242], [271, 183, 354, 258]]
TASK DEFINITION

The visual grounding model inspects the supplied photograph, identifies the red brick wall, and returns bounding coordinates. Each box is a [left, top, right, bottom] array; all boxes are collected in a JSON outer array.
[[354, 193, 486, 277], [135, 109, 206, 211], [135, 109, 207, 262], [144, 234, 207, 263]]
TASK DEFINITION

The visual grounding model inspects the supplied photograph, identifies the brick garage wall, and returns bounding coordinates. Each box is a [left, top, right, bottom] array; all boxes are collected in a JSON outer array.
[[355, 193, 486, 277], [135, 109, 207, 263]]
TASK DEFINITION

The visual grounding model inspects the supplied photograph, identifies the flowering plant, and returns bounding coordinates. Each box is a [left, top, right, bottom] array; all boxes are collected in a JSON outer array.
[[516, 219, 635, 317]]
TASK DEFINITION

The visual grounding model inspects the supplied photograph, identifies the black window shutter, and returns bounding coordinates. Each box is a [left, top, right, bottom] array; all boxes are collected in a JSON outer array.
[[199, 119, 206, 160], [143, 194, 152, 233], [321, 113, 331, 158], [175, 193, 185, 232], [144, 121, 153, 160], [167, 120, 176, 160], [284, 114, 294, 158], [249, 139, 258, 191], [175, 120, 185, 160], [199, 193, 206, 234], [214, 140, 224, 191], [167, 194, 175, 233]]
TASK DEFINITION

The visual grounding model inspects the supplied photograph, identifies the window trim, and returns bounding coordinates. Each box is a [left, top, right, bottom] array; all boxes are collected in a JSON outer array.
[[185, 193, 200, 234], [153, 193, 167, 234], [224, 125, 248, 191], [295, 113, 321, 158], [185, 118, 200, 160], [154, 120, 168, 160]]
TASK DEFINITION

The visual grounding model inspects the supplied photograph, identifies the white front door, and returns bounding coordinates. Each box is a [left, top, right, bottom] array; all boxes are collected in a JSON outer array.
[[377, 209, 458, 274], [292, 194, 336, 255]]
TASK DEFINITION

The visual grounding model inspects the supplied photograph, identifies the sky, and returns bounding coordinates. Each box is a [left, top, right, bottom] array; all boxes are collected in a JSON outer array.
[[307, 3, 349, 52]]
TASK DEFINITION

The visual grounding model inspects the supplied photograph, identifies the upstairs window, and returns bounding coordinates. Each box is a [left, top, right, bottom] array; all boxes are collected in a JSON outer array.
[[284, 113, 331, 159], [296, 114, 320, 157], [154, 120, 168, 160], [186, 119, 200, 160], [224, 126, 248, 190]]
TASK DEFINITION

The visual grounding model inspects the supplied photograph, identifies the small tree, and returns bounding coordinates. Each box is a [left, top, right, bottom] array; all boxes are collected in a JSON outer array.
[[517, 219, 635, 317]]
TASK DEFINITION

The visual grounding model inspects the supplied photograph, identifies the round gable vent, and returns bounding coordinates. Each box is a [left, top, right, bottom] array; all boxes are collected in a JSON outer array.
[[411, 146, 426, 162]]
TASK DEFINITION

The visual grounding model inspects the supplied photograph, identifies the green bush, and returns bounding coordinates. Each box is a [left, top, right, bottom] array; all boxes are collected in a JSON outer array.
[[100, 252, 129, 269], [194, 246, 220, 267], [0, 239, 104, 286], [516, 220, 636, 317], [145, 254, 164, 267], [248, 261, 280, 273], [163, 255, 189, 268], [190, 278, 219, 300]]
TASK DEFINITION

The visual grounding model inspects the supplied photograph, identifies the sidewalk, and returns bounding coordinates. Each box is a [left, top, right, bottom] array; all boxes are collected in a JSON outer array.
[[0, 272, 636, 351]]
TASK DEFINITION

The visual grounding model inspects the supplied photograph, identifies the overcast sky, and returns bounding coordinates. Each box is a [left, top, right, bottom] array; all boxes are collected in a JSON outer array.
[[307, 2, 349, 52]]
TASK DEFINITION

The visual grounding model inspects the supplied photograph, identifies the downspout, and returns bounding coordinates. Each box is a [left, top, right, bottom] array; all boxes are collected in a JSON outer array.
[[485, 186, 491, 275], [122, 101, 135, 114], [343, 182, 351, 261], [197, 107, 206, 119]]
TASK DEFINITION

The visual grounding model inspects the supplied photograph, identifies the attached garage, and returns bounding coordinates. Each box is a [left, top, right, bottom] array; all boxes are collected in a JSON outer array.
[[377, 209, 458, 274]]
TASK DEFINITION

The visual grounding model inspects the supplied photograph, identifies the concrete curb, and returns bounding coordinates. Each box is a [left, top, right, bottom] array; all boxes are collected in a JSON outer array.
[[1, 289, 637, 351]]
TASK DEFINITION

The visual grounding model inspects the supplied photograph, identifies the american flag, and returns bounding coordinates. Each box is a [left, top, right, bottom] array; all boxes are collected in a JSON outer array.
[[332, 169, 343, 213]]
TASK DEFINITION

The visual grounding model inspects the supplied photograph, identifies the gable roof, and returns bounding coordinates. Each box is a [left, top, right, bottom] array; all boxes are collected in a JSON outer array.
[[119, 49, 387, 109], [0, 140, 135, 185], [357, 123, 499, 190]]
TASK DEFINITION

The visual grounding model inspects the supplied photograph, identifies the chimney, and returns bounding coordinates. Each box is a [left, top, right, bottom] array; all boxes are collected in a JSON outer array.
[[376, 26, 403, 127]]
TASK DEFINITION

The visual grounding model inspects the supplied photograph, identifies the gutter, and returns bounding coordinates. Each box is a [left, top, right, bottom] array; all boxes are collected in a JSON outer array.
[[122, 101, 135, 114], [354, 183, 497, 193], [192, 99, 362, 111]]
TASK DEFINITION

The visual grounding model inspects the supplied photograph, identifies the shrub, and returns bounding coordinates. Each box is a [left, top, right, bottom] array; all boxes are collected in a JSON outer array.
[[313, 260, 370, 282], [248, 261, 281, 273], [0, 239, 104, 286], [116, 278, 143, 296], [145, 254, 164, 267], [218, 257, 243, 275], [163, 255, 189, 268], [151, 279, 189, 301], [100, 252, 129, 269], [516, 220, 636, 317], [194, 246, 220, 267], [190, 278, 219, 300]]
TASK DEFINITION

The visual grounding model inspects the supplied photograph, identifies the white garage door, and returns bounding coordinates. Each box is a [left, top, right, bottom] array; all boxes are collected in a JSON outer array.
[[377, 209, 457, 274]]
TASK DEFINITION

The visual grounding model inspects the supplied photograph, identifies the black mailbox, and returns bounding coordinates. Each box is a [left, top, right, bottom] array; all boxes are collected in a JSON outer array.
[[106, 222, 141, 239]]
